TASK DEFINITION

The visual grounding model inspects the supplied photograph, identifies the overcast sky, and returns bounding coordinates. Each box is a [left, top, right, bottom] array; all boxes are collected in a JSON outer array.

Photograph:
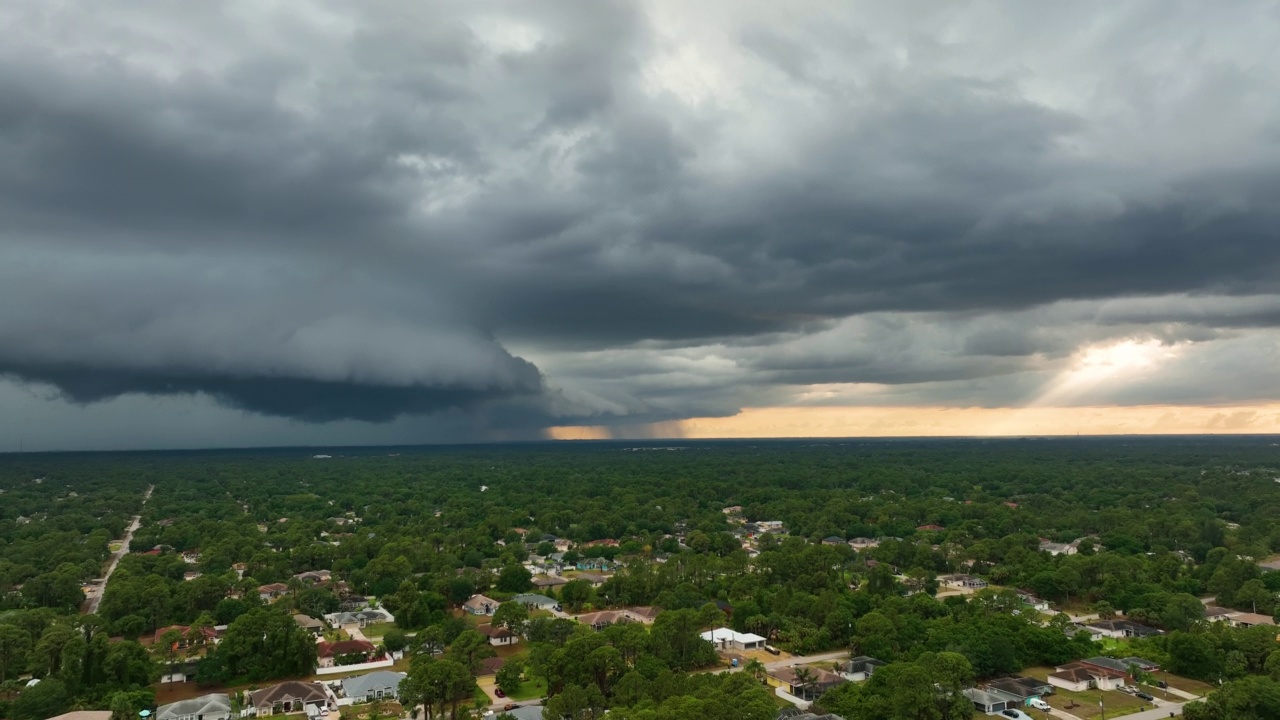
[[4, 0, 1280, 450]]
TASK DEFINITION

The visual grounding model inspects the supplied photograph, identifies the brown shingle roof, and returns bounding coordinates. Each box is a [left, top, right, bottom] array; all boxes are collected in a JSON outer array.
[[249, 681, 328, 708]]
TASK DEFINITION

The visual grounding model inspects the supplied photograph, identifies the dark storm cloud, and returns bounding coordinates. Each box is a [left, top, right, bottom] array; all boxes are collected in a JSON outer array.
[[0, 363, 539, 423], [2, 0, 1280, 441]]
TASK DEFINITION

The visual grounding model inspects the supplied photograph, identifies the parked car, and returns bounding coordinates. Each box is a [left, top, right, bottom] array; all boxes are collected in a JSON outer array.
[[1028, 698, 1051, 710], [495, 688, 506, 698], [1135, 691, 1155, 701], [999, 710, 1033, 720], [1155, 680, 1168, 688], [503, 704, 517, 711], [764, 645, 781, 655]]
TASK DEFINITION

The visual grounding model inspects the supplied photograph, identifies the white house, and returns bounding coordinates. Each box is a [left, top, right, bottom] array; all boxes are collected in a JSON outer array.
[[462, 594, 499, 616], [340, 671, 406, 704], [699, 627, 765, 651], [479, 624, 519, 646], [1017, 592, 1050, 611]]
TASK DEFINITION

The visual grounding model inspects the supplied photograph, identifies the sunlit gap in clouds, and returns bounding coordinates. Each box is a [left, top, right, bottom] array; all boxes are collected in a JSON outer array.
[[1031, 338, 1181, 407], [974, 338, 1182, 437]]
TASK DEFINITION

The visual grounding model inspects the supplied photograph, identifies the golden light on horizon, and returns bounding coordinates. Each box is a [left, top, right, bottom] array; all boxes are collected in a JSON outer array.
[[548, 404, 1280, 440]]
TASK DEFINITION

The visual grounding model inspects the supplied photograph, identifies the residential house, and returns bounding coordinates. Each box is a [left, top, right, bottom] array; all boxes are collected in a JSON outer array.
[[156, 694, 232, 720], [258, 583, 289, 602], [984, 677, 1052, 707], [847, 538, 879, 551], [1052, 661, 1126, 691], [916, 524, 946, 532], [1121, 657, 1161, 673], [324, 608, 394, 628], [478, 623, 519, 646], [821, 536, 846, 546], [863, 559, 899, 574], [1083, 619, 1161, 639], [462, 594, 499, 616], [340, 671, 406, 703], [576, 610, 629, 631], [512, 593, 558, 610], [1230, 612, 1276, 628], [769, 666, 844, 701], [45, 713, 112, 720], [699, 627, 766, 651], [154, 625, 217, 649], [575, 572, 608, 587], [941, 574, 988, 589], [1017, 591, 1050, 611], [248, 681, 332, 716], [181, 550, 202, 564], [183, 571, 203, 582], [478, 656, 506, 676], [293, 614, 326, 635], [339, 595, 370, 611], [625, 606, 661, 624], [317, 639, 376, 669], [1047, 667, 1096, 693], [1039, 539, 1080, 556], [1204, 606, 1238, 623], [531, 575, 569, 591], [839, 656, 885, 682], [962, 687, 1020, 715], [294, 570, 333, 585], [159, 660, 200, 684], [722, 506, 743, 516]]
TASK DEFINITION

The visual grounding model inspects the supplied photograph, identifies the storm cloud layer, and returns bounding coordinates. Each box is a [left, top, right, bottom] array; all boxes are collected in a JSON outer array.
[[3, 0, 1280, 445]]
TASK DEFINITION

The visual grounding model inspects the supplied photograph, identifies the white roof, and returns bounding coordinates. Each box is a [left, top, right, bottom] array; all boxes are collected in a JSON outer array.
[[699, 627, 765, 644]]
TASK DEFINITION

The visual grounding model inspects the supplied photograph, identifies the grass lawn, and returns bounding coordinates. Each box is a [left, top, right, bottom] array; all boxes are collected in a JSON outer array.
[[473, 687, 491, 707], [1046, 688, 1152, 719], [1155, 673, 1215, 698], [509, 677, 547, 701], [361, 622, 394, 638], [1098, 637, 1133, 654]]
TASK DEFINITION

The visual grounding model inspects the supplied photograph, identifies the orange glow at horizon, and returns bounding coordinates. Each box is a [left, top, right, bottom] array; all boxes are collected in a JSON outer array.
[[547, 404, 1280, 440]]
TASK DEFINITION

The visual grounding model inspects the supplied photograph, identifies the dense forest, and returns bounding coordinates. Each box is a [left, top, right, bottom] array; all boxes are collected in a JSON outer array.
[[3, 437, 1280, 718]]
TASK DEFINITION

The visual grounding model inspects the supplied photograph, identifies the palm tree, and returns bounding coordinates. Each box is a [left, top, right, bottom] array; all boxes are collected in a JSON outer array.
[[744, 659, 766, 683], [792, 666, 818, 701]]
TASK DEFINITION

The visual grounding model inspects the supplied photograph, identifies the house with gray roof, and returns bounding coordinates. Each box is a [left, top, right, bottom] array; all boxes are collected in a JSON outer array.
[[839, 656, 885, 682], [157, 693, 232, 720], [512, 593, 558, 610], [340, 671, 406, 703], [962, 687, 1020, 714], [323, 608, 393, 628]]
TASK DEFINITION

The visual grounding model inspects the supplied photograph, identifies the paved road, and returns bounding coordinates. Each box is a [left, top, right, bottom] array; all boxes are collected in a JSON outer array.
[[84, 484, 152, 614], [1120, 701, 1187, 718]]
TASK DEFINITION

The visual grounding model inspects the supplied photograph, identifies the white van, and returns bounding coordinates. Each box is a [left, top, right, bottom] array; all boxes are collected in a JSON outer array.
[[1028, 698, 1051, 711]]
